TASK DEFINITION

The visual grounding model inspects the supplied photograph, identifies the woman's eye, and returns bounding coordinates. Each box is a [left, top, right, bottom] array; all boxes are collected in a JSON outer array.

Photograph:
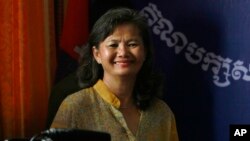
[[128, 43, 138, 47], [109, 44, 118, 48]]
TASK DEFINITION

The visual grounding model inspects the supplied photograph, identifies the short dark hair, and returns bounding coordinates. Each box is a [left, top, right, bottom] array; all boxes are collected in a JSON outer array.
[[77, 8, 163, 110]]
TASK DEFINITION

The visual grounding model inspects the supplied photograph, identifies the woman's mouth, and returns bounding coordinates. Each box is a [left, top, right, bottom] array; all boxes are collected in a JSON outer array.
[[114, 60, 133, 67]]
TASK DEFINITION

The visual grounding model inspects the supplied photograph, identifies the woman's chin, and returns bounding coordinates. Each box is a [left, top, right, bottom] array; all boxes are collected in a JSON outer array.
[[114, 71, 138, 77]]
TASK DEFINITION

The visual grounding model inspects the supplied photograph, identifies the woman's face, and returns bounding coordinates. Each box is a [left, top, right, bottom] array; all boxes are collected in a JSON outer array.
[[93, 24, 145, 78]]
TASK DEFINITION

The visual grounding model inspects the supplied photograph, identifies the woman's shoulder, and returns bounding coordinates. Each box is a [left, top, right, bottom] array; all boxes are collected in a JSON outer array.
[[143, 98, 177, 130], [149, 98, 175, 117], [60, 87, 97, 106]]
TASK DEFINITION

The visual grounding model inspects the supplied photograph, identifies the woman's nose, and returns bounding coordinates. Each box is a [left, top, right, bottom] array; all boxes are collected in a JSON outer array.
[[117, 44, 129, 57]]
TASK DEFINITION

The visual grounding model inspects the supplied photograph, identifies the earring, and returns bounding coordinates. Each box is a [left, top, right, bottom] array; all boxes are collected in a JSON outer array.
[[97, 60, 101, 64]]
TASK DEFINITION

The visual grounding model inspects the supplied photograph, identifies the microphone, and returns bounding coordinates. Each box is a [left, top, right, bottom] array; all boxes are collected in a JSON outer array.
[[30, 128, 111, 141]]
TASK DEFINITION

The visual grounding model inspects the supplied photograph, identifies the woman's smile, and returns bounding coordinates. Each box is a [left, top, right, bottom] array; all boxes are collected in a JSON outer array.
[[114, 59, 134, 67]]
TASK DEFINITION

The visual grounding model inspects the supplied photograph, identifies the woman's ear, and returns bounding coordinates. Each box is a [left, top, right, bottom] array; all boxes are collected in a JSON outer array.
[[92, 46, 101, 64]]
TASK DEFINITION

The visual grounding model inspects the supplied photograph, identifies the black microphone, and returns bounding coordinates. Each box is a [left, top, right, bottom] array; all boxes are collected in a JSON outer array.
[[30, 128, 111, 141]]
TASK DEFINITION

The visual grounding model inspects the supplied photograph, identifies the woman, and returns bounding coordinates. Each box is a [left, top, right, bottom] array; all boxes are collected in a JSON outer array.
[[51, 8, 179, 141]]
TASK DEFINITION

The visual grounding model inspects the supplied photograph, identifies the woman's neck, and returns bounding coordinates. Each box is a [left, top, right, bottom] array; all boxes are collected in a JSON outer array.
[[103, 75, 136, 107]]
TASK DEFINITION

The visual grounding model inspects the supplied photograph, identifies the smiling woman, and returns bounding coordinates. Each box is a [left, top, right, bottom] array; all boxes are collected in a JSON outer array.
[[50, 8, 179, 141]]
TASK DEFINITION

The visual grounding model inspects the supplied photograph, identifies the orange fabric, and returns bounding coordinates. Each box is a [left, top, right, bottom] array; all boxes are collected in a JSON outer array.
[[0, 0, 56, 140]]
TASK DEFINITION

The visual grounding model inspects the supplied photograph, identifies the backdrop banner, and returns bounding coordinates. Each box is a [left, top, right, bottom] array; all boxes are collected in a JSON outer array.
[[131, 1, 250, 141]]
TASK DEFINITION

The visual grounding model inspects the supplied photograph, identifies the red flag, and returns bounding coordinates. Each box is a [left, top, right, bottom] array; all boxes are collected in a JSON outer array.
[[60, 0, 89, 60]]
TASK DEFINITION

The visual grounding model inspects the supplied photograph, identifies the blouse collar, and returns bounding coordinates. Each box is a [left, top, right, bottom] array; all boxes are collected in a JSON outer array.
[[93, 79, 121, 109]]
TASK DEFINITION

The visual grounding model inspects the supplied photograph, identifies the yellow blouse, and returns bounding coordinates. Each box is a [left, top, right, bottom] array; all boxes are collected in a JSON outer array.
[[51, 80, 179, 141]]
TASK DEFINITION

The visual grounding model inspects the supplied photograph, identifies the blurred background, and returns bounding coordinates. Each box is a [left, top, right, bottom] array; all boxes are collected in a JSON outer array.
[[1, 0, 250, 141]]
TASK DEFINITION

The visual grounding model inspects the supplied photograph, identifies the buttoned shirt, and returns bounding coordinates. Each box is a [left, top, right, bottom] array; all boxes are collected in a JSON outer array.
[[51, 80, 179, 141]]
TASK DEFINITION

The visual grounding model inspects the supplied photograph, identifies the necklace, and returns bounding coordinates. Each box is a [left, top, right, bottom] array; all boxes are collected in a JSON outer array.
[[119, 106, 130, 109], [119, 104, 134, 109]]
